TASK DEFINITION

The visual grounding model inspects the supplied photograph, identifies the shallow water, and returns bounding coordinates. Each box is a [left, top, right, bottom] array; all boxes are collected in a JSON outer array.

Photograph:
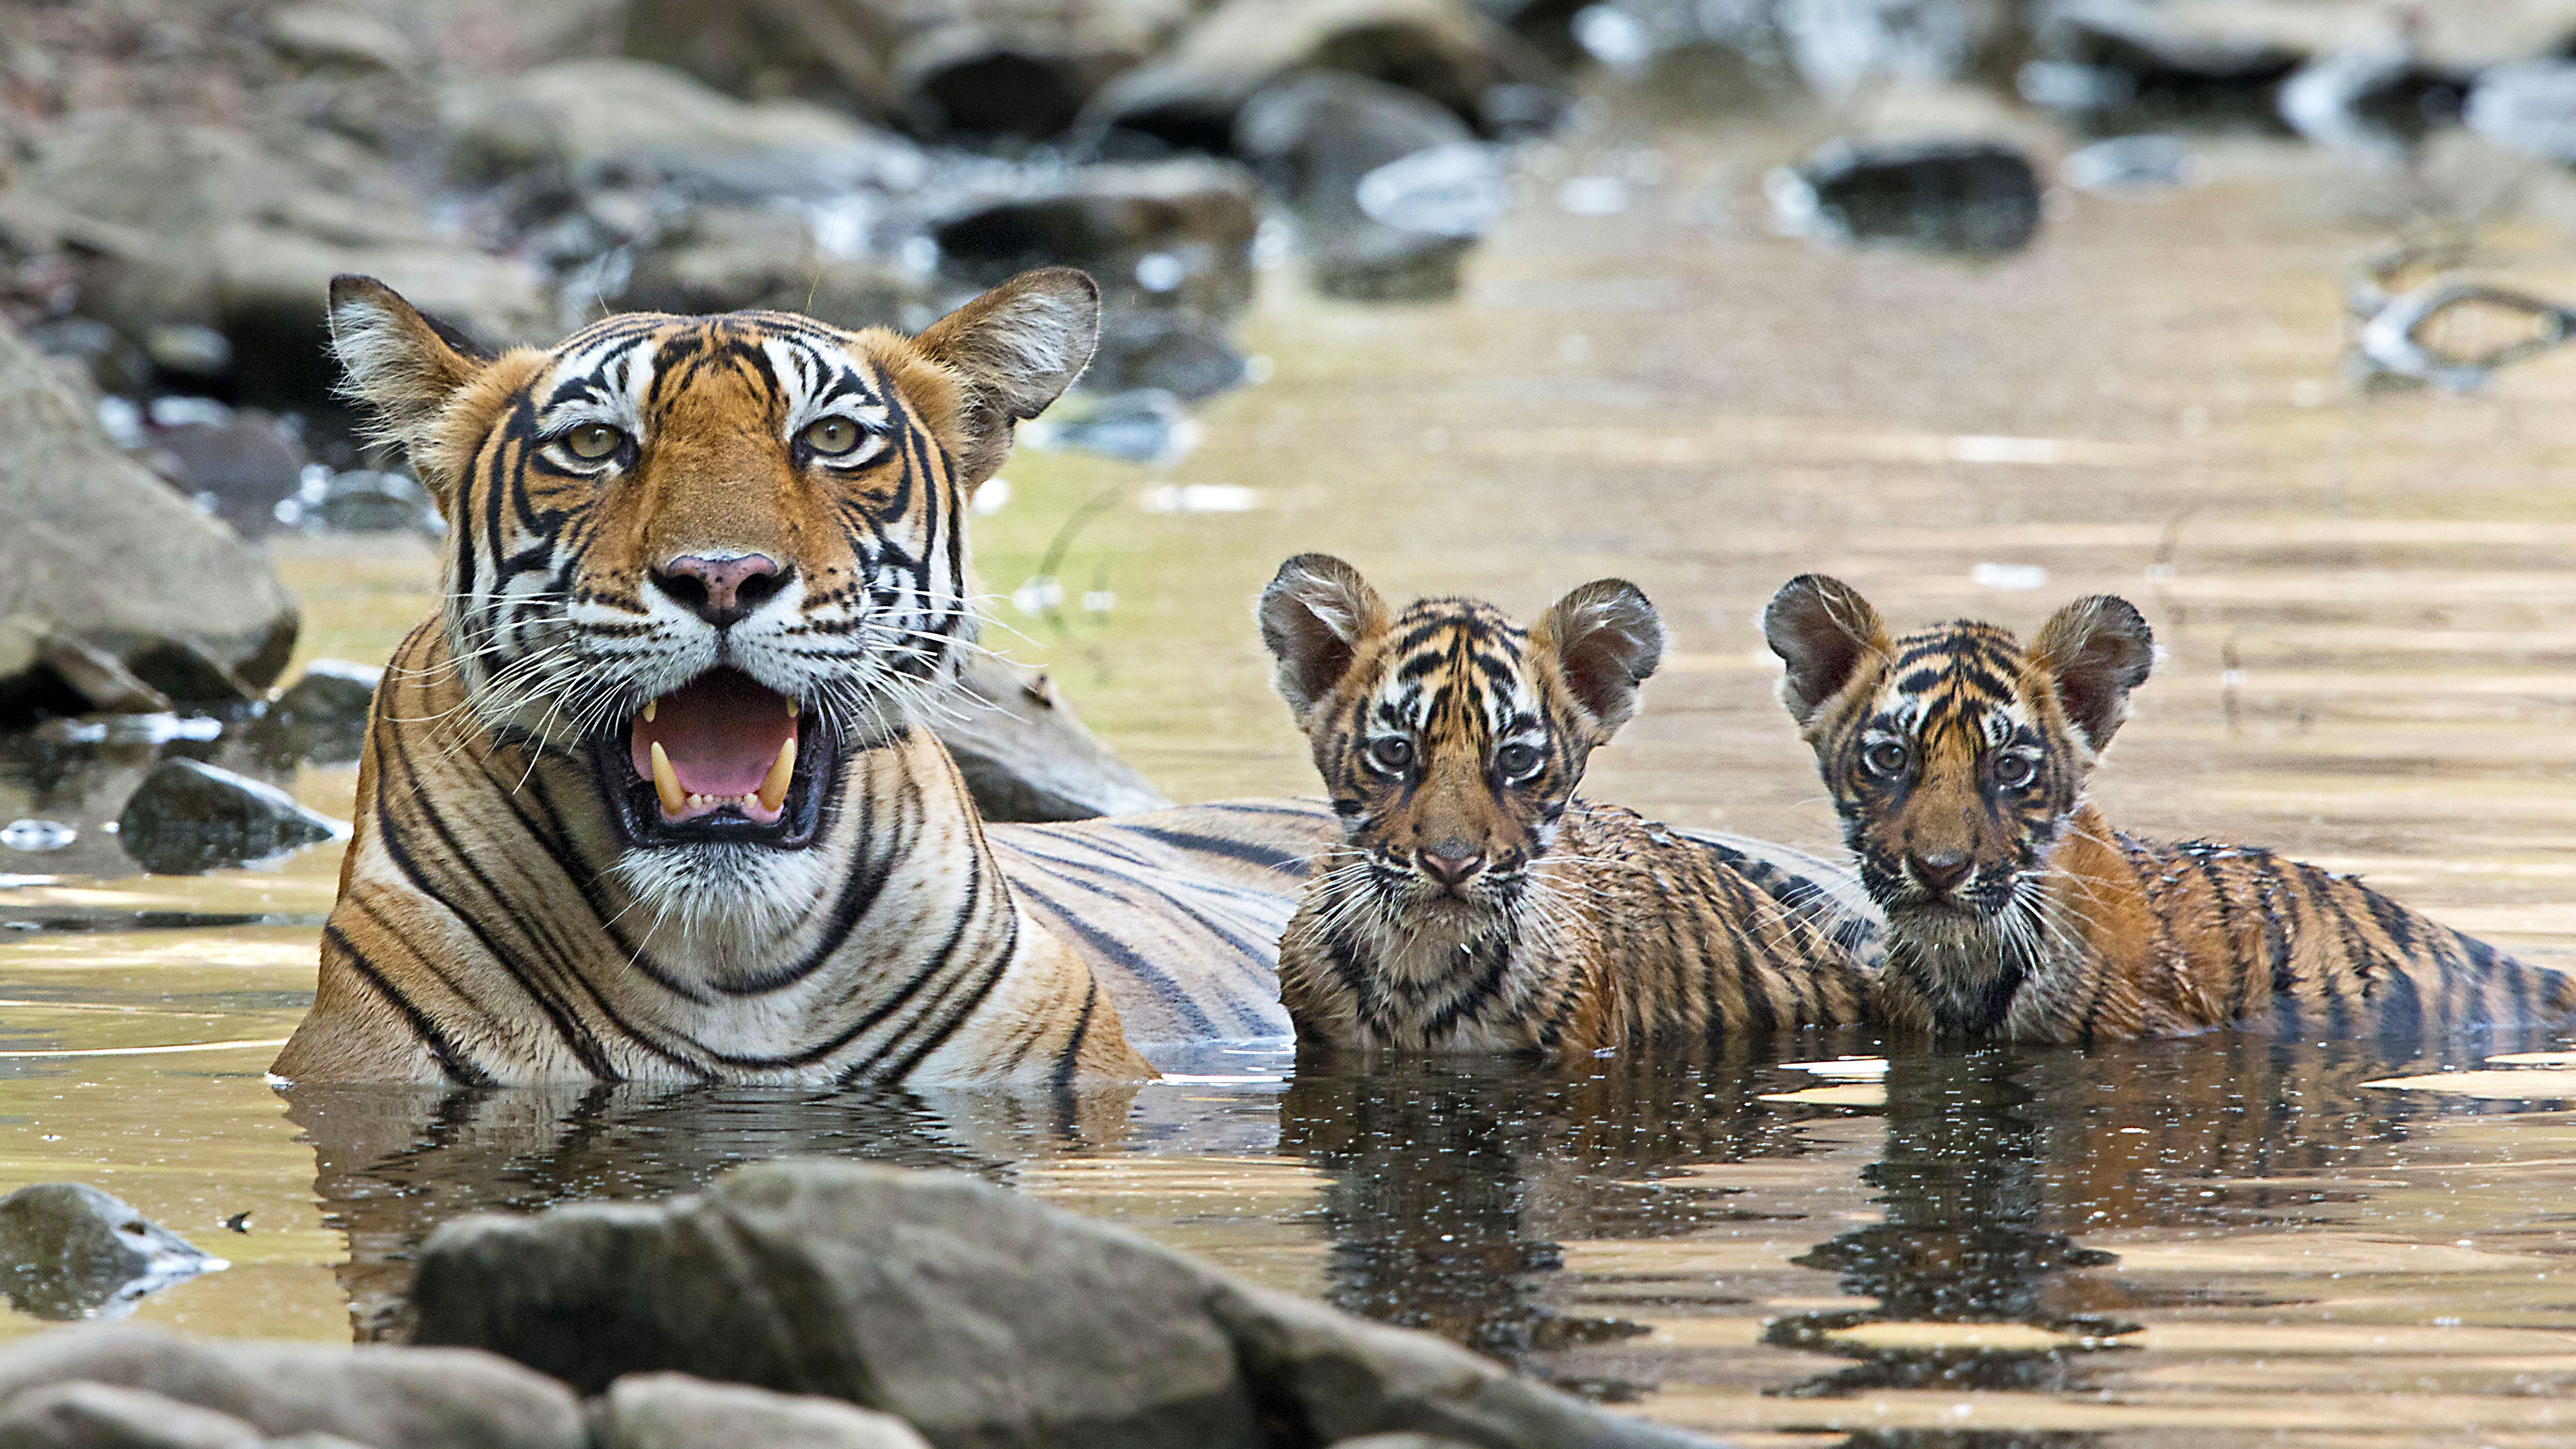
[[9, 100, 2576, 1445]]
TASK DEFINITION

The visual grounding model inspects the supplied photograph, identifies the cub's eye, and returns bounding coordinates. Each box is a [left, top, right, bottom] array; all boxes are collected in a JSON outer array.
[[1993, 752, 2038, 789], [562, 422, 626, 462], [1366, 736, 1414, 775], [1861, 739, 1909, 777], [801, 416, 866, 457], [1494, 741, 1543, 780]]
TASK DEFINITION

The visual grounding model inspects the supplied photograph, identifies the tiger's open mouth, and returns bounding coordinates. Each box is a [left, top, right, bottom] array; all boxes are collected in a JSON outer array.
[[593, 667, 839, 849]]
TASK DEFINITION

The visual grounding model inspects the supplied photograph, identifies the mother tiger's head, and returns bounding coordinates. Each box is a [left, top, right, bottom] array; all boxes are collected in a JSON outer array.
[[327, 267, 1097, 932]]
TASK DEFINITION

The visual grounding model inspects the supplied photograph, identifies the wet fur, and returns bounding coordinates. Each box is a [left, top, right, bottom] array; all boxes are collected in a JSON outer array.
[[1263, 557, 1869, 1057], [1766, 575, 2576, 1042]]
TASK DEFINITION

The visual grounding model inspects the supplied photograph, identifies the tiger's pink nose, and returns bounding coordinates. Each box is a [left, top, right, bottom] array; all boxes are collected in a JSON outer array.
[[1418, 849, 1486, 887], [652, 553, 789, 628]]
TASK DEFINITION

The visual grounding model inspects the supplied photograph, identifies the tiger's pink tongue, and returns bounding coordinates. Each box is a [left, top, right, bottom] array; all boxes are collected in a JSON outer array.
[[630, 669, 796, 804]]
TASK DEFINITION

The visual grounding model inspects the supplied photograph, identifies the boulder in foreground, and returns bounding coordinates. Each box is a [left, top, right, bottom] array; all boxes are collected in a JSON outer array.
[[411, 1159, 1715, 1449]]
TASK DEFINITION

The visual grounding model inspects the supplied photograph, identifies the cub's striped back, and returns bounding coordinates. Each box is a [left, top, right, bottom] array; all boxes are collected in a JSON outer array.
[[1764, 574, 2575, 1042]]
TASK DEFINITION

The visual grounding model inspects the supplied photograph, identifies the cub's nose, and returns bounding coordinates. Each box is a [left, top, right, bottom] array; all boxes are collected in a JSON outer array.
[[1418, 848, 1486, 888], [652, 552, 790, 629], [1910, 850, 1974, 895]]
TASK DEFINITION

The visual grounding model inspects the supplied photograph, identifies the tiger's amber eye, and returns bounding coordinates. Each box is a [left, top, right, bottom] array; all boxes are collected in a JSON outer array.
[[564, 423, 625, 461], [802, 416, 863, 456]]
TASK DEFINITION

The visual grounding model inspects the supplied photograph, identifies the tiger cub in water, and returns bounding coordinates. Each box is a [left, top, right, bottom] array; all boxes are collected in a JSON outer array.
[[1763, 574, 2576, 1042], [1259, 555, 1869, 1057]]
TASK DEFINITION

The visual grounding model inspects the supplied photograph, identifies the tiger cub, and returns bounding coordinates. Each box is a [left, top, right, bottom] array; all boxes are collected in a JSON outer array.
[[1763, 574, 2576, 1042], [1260, 555, 1869, 1057]]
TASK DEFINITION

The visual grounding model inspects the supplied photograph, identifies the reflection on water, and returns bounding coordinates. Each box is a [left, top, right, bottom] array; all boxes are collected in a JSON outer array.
[[242, 1025, 2576, 1444]]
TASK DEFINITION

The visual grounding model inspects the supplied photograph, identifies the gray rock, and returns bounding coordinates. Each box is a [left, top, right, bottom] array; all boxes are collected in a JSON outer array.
[[410, 1158, 1719, 1449], [1083, 0, 1539, 152], [247, 661, 381, 767], [1330, 1438, 1483, 1449], [2023, 0, 2304, 131], [17, 112, 551, 407], [1767, 139, 2040, 255], [597, 1374, 931, 1449], [1235, 73, 1479, 300], [941, 651, 1171, 821], [446, 58, 928, 200], [0, 1380, 264, 1449], [141, 409, 309, 541], [0, 1326, 586, 1449], [1775, 0, 2019, 100], [0, 316, 298, 701], [0, 1185, 225, 1322], [0, 616, 172, 724], [613, 205, 927, 330], [266, 4, 420, 72], [113, 758, 346, 875], [2279, 48, 2467, 164]]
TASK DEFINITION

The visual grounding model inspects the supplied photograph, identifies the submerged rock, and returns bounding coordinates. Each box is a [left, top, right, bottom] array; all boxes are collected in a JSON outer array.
[[0, 320, 297, 712], [244, 662, 382, 768], [0, 617, 171, 724], [2278, 48, 2468, 164], [141, 406, 311, 541], [598, 1374, 931, 1449], [409, 1158, 1712, 1449], [2023, 0, 2304, 133], [1769, 139, 2040, 254], [0, 1184, 225, 1322], [0, 1326, 586, 1449], [1236, 73, 1482, 300], [114, 758, 345, 875]]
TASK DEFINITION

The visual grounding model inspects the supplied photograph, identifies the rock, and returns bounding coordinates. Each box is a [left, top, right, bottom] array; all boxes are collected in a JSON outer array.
[[613, 205, 927, 330], [142, 408, 310, 541], [2467, 59, 2576, 166], [0, 320, 298, 702], [927, 160, 1257, 396], [597, 1374, 932, 1449], [941, 651, 1171, 821], [446, 59, 929, 201], [0, 1185, 226, 1322], [1774, 0, 2020, 100], [1236, 73, 1480, 300], [408, 1158, 1716, 1449], [271, 469, 443, 537], [1084, 0, 1544, 152], [245, 661, 381, 767], [266, 4, 420, 72], [1330, 1439, 1483, 1449], [0, 616, 173, 724], [1767, 139, 2040, 255], [113, 758, 346, 875], [890, 6, 1195, 142], [2279, 47, 2468, 164], [1, 818, 78, 853], [1019, 388, 1200, 465], [2023, 0, 2304, 132], [621, 0, 908, 118], [14, 112, 550, 410], [0, 1326, 587, 1449], [0, 1380, 265, 1449]]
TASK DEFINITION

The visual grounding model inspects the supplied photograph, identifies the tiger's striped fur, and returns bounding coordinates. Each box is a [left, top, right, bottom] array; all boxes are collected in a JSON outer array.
[[1259, 556, 1870, 1057], [271, 270, 1332, 1087], [1764, 575, 2576, 1042]]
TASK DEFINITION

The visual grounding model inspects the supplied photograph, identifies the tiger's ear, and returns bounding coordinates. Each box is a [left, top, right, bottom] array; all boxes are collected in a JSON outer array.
[[327, 275, 491, 508], [1534, 579, 1663, 741], [2032, 595, 2154, 753], [915, 267, 1101, 489], [1258, 554, 1388, 726], [1764, 574, 1889, 729]]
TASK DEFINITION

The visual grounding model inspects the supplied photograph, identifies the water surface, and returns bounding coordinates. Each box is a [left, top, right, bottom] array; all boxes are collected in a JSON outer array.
[[7, 103, 2576, 1446]]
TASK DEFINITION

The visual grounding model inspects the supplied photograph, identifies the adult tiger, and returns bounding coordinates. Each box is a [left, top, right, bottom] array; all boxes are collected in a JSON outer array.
[[1763, 574, 2576, 1041], [1258, 555, 1872, 1056], [271, 269, 1337, 1087]]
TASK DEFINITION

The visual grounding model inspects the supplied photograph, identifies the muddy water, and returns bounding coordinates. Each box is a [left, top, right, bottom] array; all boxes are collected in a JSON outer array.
[[9, 107, 2576, 1445]]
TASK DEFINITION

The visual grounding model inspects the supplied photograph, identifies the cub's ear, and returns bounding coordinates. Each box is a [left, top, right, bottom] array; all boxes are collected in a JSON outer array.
[[1535, 579, 1664, 740], [1763, 574, 1888, 729], [327, 274, 491, 503], [2032, 594, 2154, 753], [1258, 554, 1388, 725], [915, 267, 1101, 488]]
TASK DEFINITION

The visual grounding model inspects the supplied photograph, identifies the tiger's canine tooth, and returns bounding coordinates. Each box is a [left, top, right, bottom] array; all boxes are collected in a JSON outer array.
[[648, 741, 686, 816], [757, 734, 797, 814]]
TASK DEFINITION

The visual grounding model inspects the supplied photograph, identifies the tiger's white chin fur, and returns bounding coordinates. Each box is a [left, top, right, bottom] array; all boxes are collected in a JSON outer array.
[[609, 841, 835, 965]]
